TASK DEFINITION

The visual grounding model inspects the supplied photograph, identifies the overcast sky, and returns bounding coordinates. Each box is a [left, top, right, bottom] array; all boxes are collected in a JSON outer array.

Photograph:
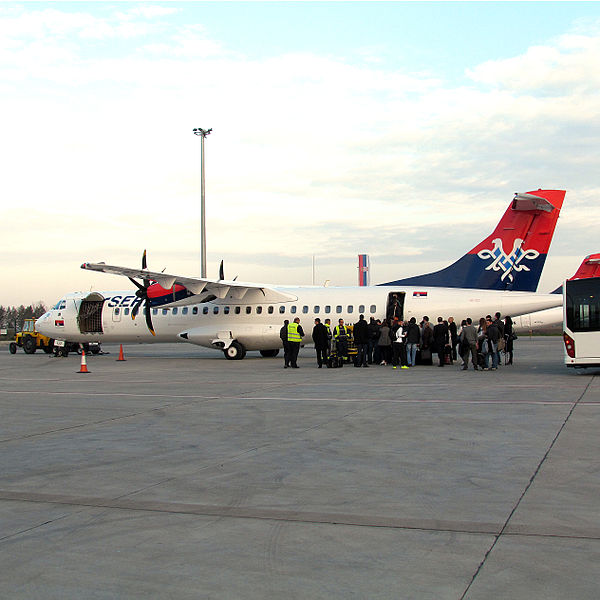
[[2, 1, 600, 306]]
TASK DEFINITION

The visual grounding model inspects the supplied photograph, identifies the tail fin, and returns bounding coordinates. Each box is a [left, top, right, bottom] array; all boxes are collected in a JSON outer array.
[[551, 253, 600, 293], [381, 189, 566, 292], [358, 254, 370, 286]]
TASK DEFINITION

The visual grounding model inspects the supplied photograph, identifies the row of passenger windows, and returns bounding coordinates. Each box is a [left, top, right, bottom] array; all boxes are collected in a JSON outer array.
[[114, 304, 378, 316]]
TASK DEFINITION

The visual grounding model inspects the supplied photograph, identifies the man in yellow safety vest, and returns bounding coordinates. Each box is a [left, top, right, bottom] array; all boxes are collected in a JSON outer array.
[[286, 317, 305, 369]]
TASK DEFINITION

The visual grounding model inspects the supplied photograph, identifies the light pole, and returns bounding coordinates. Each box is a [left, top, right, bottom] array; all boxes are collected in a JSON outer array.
[[193, 127, 212, 278]]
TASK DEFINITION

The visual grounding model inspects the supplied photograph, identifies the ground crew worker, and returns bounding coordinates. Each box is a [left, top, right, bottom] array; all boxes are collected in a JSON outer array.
[[286, 317, 304, 369], [333, 318, 350, 365], [324, 319, 332, 357], [280, 319, 290, 368]]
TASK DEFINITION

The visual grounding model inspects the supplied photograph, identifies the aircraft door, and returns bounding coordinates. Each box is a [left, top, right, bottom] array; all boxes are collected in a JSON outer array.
[[386, 292, 405, 321]]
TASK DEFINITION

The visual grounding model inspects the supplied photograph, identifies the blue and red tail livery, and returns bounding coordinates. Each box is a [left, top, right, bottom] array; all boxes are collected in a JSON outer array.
[[381, 189, 566, 292]]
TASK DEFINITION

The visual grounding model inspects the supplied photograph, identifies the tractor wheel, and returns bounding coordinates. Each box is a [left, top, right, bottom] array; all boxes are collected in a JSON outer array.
[[23, 336, 37, 354], [9, 342, 17, 354]]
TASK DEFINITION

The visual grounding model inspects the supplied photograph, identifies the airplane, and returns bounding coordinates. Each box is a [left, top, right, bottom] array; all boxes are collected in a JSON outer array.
[[36, 189, 566, 360], [512, 253, 600, 333]]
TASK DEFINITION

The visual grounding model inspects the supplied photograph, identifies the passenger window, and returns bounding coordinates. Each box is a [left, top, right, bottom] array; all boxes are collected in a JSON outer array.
[[302, 306, 308, 314], [203, 306, 209, 315], [246, 306, 252, 314], [162, 309, 168, 315], [336, 305, 342, 314], [224, 306, 230, 315], [172, 308, 178, 315], [213, 306, 219, 314], [370, 305, 376, 313], [256, 306, 262, 314], [314, 305, 320, 314], [193, 307, 198, 315], [115, 308, 120, 315], [182, 307, 188, 315], [279, 306, 285, 314], [153, 309, 158, 315], [268, 306, 274, 314], [291, 306, 297, 314], [325, 305, 331, 314], [124, 308, 130, 316], [359, 305, 365, 313], [347, 305, 353, 314], [235, 306, 241, 314]]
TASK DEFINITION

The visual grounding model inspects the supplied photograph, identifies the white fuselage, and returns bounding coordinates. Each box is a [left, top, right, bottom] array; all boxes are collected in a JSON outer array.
[[36, 285, 563, 353]]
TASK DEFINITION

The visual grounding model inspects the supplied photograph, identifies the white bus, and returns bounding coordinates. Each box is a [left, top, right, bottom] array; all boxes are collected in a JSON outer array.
[[563, 276, 600, 368]]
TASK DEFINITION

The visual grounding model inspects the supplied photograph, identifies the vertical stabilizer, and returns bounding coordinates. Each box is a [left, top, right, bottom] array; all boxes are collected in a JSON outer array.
[[358, 254, 370, 286], [381, 189, 565, 291]]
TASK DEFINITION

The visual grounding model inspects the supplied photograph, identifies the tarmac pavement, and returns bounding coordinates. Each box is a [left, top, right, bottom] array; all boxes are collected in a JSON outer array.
[[0, 338, 598, 599]]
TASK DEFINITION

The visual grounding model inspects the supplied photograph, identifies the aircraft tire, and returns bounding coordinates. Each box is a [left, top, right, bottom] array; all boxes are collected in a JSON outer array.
[[9, 342, 17, 354], [259, 349, 279, 358], [224, 341, 246, 360], [91, 345, 101, 355], [23, 337, 37, 354]]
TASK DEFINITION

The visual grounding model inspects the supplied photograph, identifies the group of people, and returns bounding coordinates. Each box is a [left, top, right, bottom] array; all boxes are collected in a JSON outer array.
[[280, 312, 516, 370]]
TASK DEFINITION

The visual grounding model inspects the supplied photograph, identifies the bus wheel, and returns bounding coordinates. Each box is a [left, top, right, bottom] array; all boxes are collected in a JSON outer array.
[[260, 349, 279, 358], [23, 337, 37, 354], [9, 342, 17, 354], [224, 341, 246, 360]]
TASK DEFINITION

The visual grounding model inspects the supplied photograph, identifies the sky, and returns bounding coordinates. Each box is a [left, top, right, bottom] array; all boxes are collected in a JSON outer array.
[[2, 1, 600, 306]]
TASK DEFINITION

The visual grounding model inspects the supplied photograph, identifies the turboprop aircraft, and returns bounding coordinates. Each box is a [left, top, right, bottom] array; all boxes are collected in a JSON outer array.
[[512, 253, 600, 333], [36, 189, 566, 360]]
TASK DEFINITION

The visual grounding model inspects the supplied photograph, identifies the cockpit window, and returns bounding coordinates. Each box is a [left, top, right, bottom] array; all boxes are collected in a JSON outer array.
[[52, 300, 67, 310]]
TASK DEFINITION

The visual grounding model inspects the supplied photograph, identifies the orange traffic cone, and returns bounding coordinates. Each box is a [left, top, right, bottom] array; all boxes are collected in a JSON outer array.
[[78, 350, 90, 374], [117, 344, 126, 361]]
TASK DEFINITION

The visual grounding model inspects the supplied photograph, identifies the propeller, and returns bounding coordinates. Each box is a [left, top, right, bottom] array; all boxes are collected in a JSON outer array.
[[129, 250, 156, 336], [218, 260, 237, 281]]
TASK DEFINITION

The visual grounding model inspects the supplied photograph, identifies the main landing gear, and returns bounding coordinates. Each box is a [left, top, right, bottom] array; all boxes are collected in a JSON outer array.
[[224, 341, 246, 360]]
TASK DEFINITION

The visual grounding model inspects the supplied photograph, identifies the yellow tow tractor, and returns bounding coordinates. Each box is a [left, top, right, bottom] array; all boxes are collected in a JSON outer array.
[[9, 318, 54, 355]]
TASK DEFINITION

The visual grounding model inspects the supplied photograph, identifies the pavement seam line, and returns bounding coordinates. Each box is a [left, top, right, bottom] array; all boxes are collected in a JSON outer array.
[[459, 374, 595, 600]]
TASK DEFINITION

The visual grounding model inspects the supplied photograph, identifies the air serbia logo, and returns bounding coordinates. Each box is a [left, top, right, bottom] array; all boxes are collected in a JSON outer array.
[[477, 238, 540, 282]]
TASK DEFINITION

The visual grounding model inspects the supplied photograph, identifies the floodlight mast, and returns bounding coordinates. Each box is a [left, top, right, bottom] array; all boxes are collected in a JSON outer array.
[[193, 127, 212, 278]]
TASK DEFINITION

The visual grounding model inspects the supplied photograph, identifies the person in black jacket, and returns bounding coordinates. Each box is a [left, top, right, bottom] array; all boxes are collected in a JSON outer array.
[[433, 316, 449, 367], [352, 314, 370, 367], [504, 315, 514, 365], [448, 316, 458, 360], [484, 317, 500, 370], [280, 320, 290, 368], [405, 317, 420, 366], [312, 318, 329, 368]]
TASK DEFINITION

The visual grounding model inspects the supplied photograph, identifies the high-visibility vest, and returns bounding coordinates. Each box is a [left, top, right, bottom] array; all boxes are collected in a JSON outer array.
[[334, 325, 348, 339], [287, 322, 302, 343]]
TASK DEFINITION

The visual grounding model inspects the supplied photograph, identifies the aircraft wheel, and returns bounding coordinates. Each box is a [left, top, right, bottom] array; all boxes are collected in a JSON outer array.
[[91, 345, 101, 355], [259, 349, 279, 358], [23, 337, 37, 354], [9, 342, 17, 354], [224, 341, 246, 360]]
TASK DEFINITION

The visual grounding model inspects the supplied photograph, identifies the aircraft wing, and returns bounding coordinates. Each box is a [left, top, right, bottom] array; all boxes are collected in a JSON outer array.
[[80, 262, 297, 304]]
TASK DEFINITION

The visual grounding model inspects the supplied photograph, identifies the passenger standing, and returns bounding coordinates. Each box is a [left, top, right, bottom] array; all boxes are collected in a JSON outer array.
[[312, 318, 329, 368], [391, 320, 409, 369], [352, 314, 370, 368], [280, 319, 290, 368], [477, 317, 487, 369], [405, 317, 420, 366], [484, 316, 500, 370], [448, 316, 458, 360], [287, 317, 304, 369], [420, 318, 434, 365], [433, 317, 449, 367], [367, 317, 380, 364], [504, 315, 514, 365], [324, 318, 333, 356], [460, 318, 479, 370], [377, 319, 392, 365], [493, 312, 505, 367]]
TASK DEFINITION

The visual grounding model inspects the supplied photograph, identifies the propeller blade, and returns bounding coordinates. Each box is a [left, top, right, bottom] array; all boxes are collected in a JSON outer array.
[[219, 260, 224, 280], [142, 249, 148, 270], [144, 300, 156, 336]]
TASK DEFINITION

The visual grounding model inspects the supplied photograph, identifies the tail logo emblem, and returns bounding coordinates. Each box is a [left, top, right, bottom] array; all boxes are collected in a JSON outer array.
[[477, 238, 539, 281]]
